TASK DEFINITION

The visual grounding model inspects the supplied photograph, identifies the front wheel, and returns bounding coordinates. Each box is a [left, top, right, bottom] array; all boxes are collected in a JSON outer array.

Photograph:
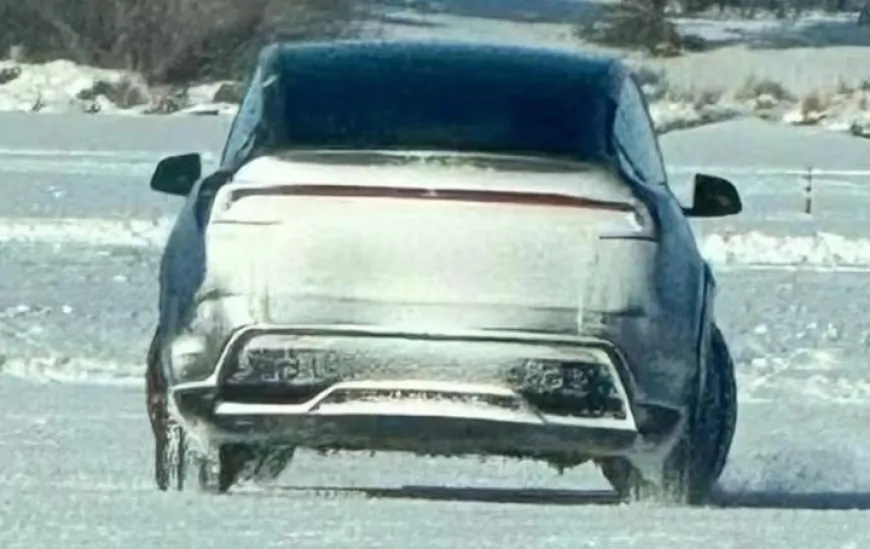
[[597, 323, 738, 505]]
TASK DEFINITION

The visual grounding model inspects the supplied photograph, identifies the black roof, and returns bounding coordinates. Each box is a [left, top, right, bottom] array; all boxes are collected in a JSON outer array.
[[230, 40, 628, 165], [259, 40, 624, 93], [262, 39, 620, 70]]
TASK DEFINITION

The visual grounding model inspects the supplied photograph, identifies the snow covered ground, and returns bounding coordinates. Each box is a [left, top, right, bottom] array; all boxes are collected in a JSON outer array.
[[2, 112, 870, 547]]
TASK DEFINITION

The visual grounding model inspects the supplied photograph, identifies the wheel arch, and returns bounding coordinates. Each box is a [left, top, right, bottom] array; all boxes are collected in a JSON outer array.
[[694, 262, 719, 405]]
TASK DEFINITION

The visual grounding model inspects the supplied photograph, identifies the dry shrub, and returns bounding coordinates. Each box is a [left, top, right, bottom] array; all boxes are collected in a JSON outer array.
[[800, 91, 826, 116], [674, 87, 724, 109], [0, 0, 372, 84], [575, 0, 683, 55], [836, 79, 855, 96], [735, 76, 796, 102]]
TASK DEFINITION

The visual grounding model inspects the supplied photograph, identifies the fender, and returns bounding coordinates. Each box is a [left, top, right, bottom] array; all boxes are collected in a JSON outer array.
[[145, 328, 165, 438], [695, 262, 718, 403]]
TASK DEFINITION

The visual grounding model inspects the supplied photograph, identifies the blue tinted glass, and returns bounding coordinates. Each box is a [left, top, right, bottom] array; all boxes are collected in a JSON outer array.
[[272, 48, 614, 162], [612, 78, 666, 186]]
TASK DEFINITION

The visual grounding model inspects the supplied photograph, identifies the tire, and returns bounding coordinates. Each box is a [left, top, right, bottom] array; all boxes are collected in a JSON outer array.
[[249, 445, 296, 485], [147, 331, 295, 494], [149, 330, 189, 491], [154, 401, 188, 491], [197, 444, 296, 493], [707, 324, 738, 482], [598, 323, 737, 505], [197, 444, 255, 494], [145, 330, 164, 440]]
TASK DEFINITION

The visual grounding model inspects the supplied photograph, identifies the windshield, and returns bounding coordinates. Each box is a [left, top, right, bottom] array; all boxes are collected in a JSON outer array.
[[271, 49, 615, 162]]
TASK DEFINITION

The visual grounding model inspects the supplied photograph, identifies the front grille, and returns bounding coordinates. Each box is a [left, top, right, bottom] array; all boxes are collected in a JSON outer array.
[[219, 332, 630, 420]]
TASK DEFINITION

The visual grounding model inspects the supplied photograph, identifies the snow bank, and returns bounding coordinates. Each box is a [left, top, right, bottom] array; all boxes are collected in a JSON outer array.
[[701, 231, 870, 270], [776, 81, 870, 137], [0, 59, 240, 116], [648, 99, 743, 134], [0, 59, 137, 113]]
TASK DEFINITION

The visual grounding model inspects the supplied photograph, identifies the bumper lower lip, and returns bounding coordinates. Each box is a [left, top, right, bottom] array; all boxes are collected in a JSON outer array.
[[173, 378, 640, 459], [208, 411, 640, 458], [213, 378, 634, 429]]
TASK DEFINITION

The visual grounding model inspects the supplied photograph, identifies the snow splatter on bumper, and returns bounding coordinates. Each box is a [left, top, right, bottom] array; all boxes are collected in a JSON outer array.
[[169, 325, 681, 459]]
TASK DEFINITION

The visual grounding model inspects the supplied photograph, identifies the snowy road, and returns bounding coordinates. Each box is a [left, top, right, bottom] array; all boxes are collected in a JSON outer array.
[[2, 114, 870, 548]]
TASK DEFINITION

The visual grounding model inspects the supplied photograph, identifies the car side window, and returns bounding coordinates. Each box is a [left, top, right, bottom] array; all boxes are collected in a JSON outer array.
[[220, 67, 264, 169], [612, 78, 667, 187]]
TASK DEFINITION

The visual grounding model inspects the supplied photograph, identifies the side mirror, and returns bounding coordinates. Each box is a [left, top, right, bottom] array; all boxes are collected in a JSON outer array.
[[683, 173, 742, 218], [150, 153, 202, 196]]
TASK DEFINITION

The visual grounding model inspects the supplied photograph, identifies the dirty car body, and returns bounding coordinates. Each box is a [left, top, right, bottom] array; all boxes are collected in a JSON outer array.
[[146, 40, 742, 499]]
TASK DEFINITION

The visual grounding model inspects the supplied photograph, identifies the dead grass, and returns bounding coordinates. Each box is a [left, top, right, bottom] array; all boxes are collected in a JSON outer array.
[[575, 0, 683, 55], [800, 91, 827, 116], [0, 0, 373, 84], [735, 75, 796, 102]]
